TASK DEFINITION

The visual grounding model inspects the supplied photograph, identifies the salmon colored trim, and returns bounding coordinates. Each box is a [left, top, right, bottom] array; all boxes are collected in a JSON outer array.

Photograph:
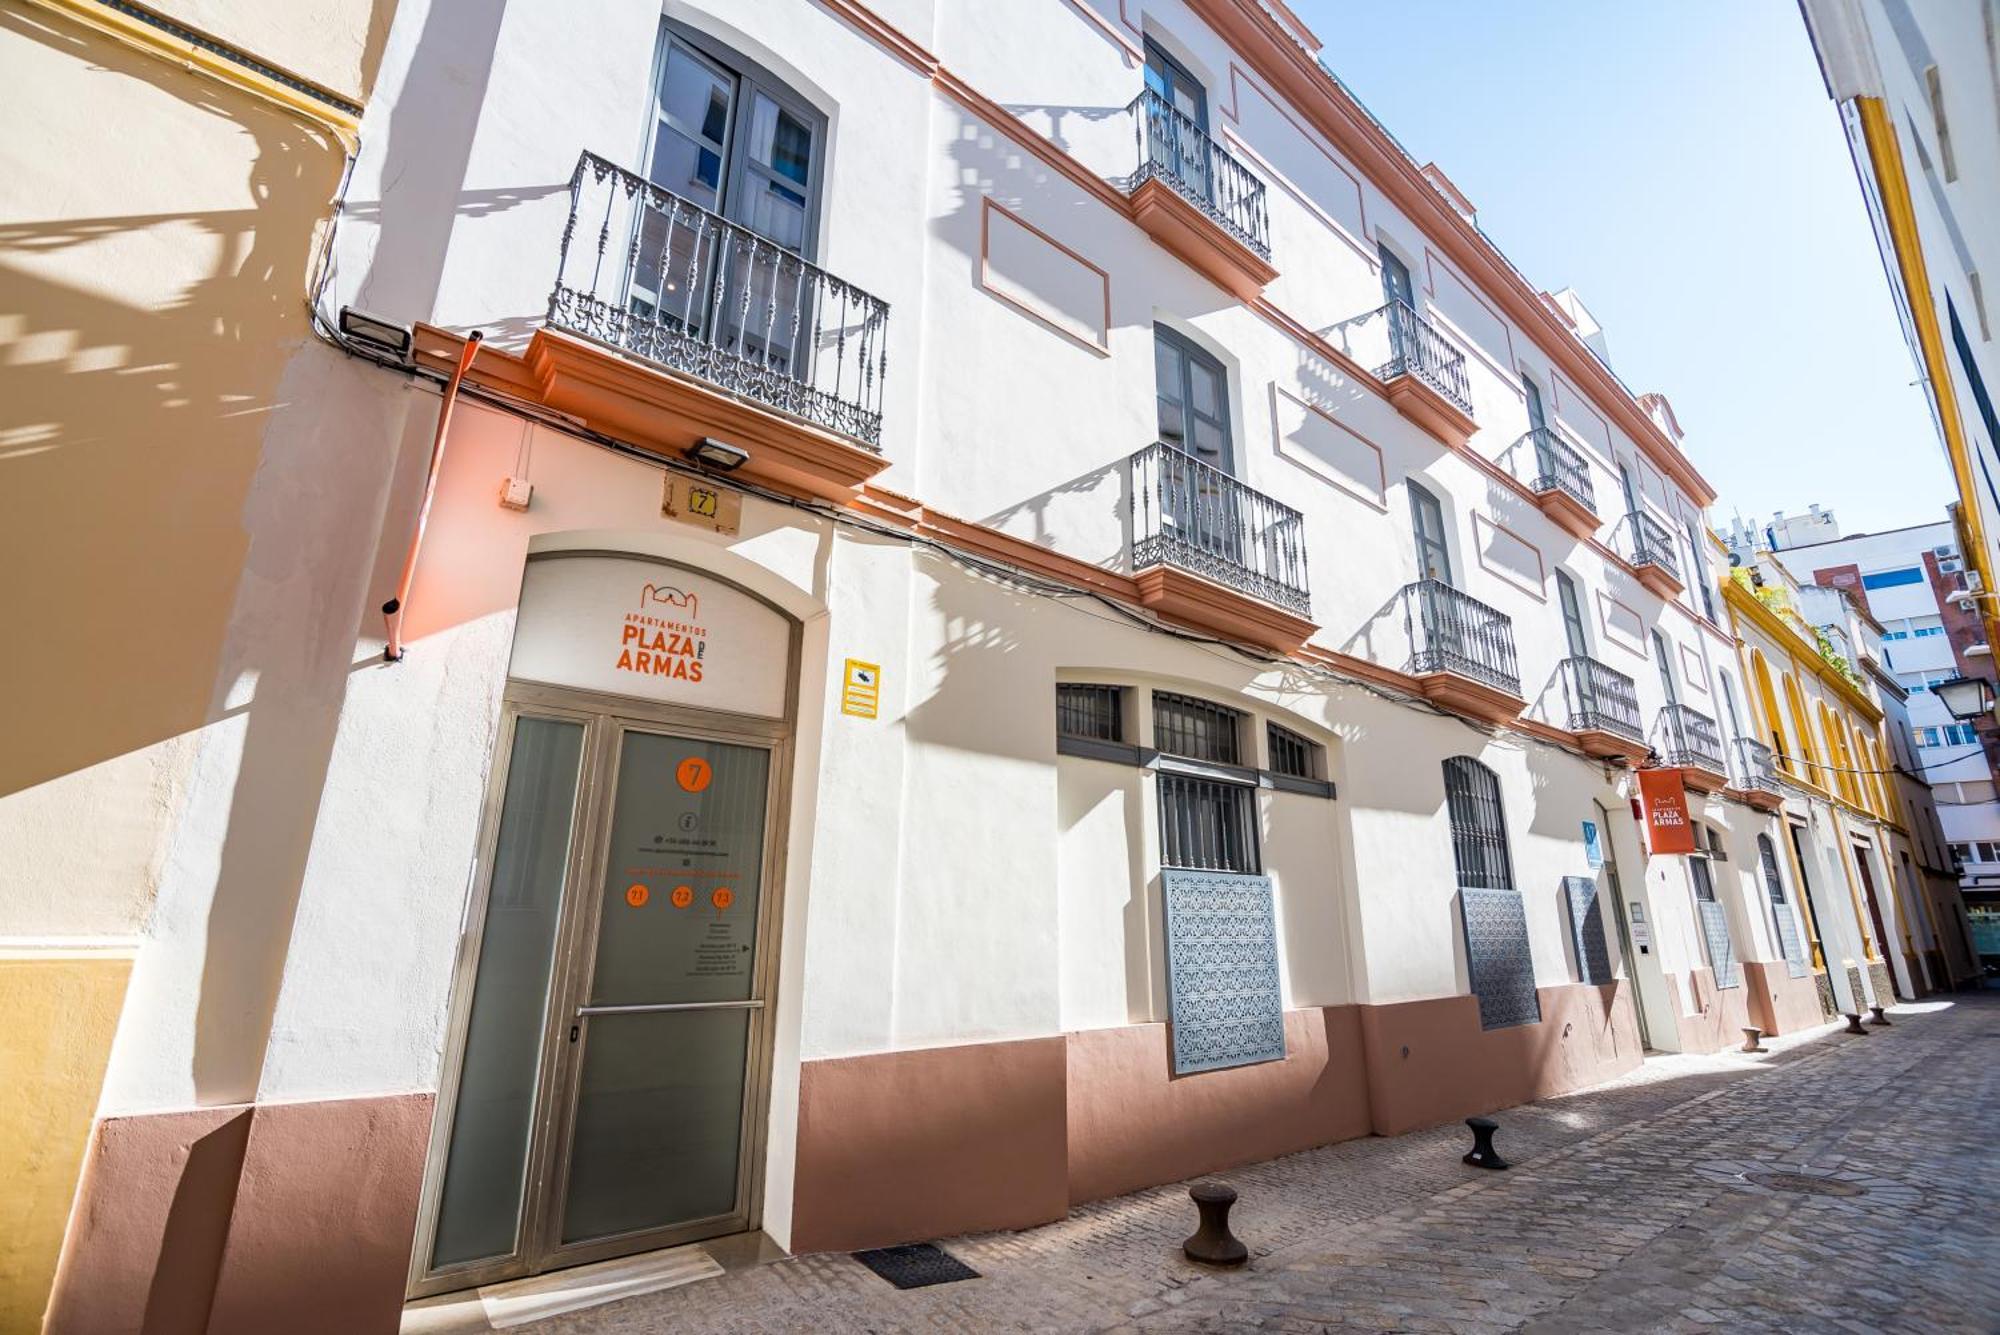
[[1127, 177, 1278, 297], [1179, 0, 1713, 503], [1060, 0, 1142, 59], [1534, 485, 1599, 543], [1134, 565, 1317, 652], [814, 0, 937, 75], [1472, 512, 1546, 601], [1219, 64, 1375, 263], [810, 0, 1709, 505], [1249, 297, 1383, 390], [1269, 383, 1387, 511], [1383, 373, 1476, 449], [978, 198, 1113, 356]]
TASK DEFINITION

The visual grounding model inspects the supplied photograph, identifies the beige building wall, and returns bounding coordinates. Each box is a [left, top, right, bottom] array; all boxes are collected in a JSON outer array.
[[0, 2, 392, 1327]]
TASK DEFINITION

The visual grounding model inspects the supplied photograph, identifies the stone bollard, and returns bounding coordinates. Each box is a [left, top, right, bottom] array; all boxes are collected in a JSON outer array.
[[1741, 1026, 1767, 1053], [1463, 1116, 1510, 1170], [1182, 1182, 1248, 1266], [1868, 1004, 1892, 1026], [1842, 1012, 1869, 1035]]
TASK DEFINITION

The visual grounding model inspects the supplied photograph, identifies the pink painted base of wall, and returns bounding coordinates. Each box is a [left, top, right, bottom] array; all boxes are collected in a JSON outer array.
[[792, 985, 1641, 1252], [1742, 962, 1827, 1037], [46, 1092, 430, 1335], [1357, 983, 1642, 1137], [790, 1036, 1069, 1255], [1671, 969, 1753, 1054], [1066, 1007, 1372, 1204]]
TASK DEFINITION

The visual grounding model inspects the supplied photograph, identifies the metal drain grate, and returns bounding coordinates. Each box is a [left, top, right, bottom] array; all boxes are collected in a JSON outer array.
[[1743, 1170, 1866, 1198], [853, 1242, 981, 1290], [1691, 1158, 1919, 1211]]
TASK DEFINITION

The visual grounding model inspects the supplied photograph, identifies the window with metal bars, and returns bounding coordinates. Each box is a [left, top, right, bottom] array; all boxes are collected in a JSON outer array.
[[1157, 773, 1259, 873], [1266, 723, 1317, 780], [1441, 757, 1514, 890], [1153, 692, 1242, 764], [1056, 683, 1125, 742]]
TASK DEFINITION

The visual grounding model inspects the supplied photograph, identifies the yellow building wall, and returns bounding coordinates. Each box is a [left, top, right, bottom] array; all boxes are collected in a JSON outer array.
[[0, 951, 134, 1334]]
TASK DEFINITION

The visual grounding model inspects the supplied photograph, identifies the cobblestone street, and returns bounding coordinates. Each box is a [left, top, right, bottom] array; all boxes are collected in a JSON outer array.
[[508, 996, 1999, 1333]]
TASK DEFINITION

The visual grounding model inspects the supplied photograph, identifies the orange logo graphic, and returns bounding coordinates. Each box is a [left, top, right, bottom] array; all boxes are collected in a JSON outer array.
[[711, 886, 734, 912], [671, 884, 695, 909], [640, 582, 700, 619], [676, 756, 712, 793], [625, 883, 650, 908]]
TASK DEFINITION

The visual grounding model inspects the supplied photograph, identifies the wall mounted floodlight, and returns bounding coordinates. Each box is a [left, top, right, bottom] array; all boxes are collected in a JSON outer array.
[[686, 436, 750, 471], [339, 306, 413, 360], [1933, 675, 1996, 722]]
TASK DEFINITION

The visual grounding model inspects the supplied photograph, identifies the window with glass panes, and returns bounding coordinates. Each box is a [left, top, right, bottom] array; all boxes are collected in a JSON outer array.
[[1442, 757, 1514, 891], [1266, 724, 1317, 780], [1154, 693, 1257, 873], [1056, 684, 1124, 743]]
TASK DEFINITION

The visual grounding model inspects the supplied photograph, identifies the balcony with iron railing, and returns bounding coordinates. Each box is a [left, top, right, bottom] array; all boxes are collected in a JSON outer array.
[[1124, 88, 1275, 299], [1330, 300, 1476, 448], [1399, 579, 1522, 723], [1617, 509, 1684, 599], [1520, 427, 1599, 540], [1557, 655, 1646, 760], [1729, 736, 1784, 810], [1653, 703, 1728, 791], [534, 152, 893, 500], [1128, 442, 1314, 650]]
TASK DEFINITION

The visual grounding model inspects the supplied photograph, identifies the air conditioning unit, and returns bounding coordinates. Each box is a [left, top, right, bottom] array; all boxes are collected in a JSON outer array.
[[1934, 544, 1958, 559], [1940, 557, 1964, 574]]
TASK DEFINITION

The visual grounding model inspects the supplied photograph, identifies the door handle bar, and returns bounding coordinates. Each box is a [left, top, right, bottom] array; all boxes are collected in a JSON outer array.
[[575, 1000, 765, 1017]]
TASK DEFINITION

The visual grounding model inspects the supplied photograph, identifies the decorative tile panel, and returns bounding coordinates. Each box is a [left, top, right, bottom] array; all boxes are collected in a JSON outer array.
[[1161, 870, 1287, 1075], [1461, 885, 1542, 1030], [1699, 900, 1742, 989], [1561, 876, 1613, 985], [1773, 905, 1809, 979]]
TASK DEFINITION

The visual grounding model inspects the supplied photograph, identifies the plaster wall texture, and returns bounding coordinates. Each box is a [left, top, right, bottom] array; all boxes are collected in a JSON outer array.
[[149, 0, 396, 102], [0, 950, 132, 1334]]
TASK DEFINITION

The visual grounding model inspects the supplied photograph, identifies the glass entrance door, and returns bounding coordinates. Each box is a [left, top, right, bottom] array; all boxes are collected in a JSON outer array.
[[415, 702, 783, 1296], [554, 727, 773, 1253]]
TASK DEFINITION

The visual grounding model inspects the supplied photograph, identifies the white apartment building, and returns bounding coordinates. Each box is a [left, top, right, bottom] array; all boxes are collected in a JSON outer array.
[[13, 3, 1897, 1329], [1801, 0, 2000, 690], [1774, 515, 1992, 963]]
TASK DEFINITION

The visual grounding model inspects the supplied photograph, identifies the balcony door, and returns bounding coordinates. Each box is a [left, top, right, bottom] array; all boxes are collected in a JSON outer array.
[[1556, 570, 1589, 659], [1155, 326, 1241, 563], [1651, 629, 1678, 706], [633, 24, 826, 374], [1143, 40, 1210, 199]]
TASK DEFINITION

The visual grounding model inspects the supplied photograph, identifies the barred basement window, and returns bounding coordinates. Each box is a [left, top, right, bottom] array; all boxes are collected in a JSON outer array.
[[1056, 683, 1124, 742], [1266, 723, 1317, 780], [1441, 757, 1514, 891], [1153, 692, 1242, 764], [1158, 773, 1259, 873]]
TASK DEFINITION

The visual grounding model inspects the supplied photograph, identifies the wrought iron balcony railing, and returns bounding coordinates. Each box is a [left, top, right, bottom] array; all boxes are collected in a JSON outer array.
[[1522, 427, 1597, 516], [1618, 509, 1681, 580], [1732, 736, 1782, 794], [1654, 703, 1725, 774], [1127, 88, 1271, 259], [1131, 442, 1310, 615], [1559, 655, 1643, 742], [547, 151, 890, 447], [1333, 300, 1474, 416], [1402, 579, 1521, 696]]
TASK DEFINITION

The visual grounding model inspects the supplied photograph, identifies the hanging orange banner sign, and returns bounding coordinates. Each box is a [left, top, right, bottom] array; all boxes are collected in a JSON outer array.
[[1638, 768, 1697, 854]]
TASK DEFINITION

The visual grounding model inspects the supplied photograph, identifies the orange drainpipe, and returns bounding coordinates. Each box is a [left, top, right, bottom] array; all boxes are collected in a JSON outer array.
[[382, 331, 482, 662]]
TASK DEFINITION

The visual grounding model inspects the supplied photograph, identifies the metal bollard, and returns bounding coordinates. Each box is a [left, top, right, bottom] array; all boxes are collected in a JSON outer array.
[[1740, 1026, 1766, 1053], [1842, 1012, 1868, 1035], [1463, 1116, 1509, 1170], [1182, 1181, 1247, 1266], [1867, 1004, 1892, 1026]]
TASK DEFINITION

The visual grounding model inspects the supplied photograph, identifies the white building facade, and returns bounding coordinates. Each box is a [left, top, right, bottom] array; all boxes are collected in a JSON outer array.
[[24, 3, 1864, 1329]]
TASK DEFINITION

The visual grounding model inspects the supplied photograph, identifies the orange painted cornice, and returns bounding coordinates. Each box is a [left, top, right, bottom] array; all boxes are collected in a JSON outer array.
[[1183, 0, 1716, 506]]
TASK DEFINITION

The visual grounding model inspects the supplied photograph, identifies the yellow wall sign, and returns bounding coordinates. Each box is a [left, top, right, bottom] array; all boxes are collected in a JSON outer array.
[[661, 474, 743, 535], [840, 658, 881, 719]]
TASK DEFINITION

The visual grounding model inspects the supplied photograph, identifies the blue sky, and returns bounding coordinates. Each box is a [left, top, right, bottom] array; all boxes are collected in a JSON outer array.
[[1298, 0, 1952, 536]]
